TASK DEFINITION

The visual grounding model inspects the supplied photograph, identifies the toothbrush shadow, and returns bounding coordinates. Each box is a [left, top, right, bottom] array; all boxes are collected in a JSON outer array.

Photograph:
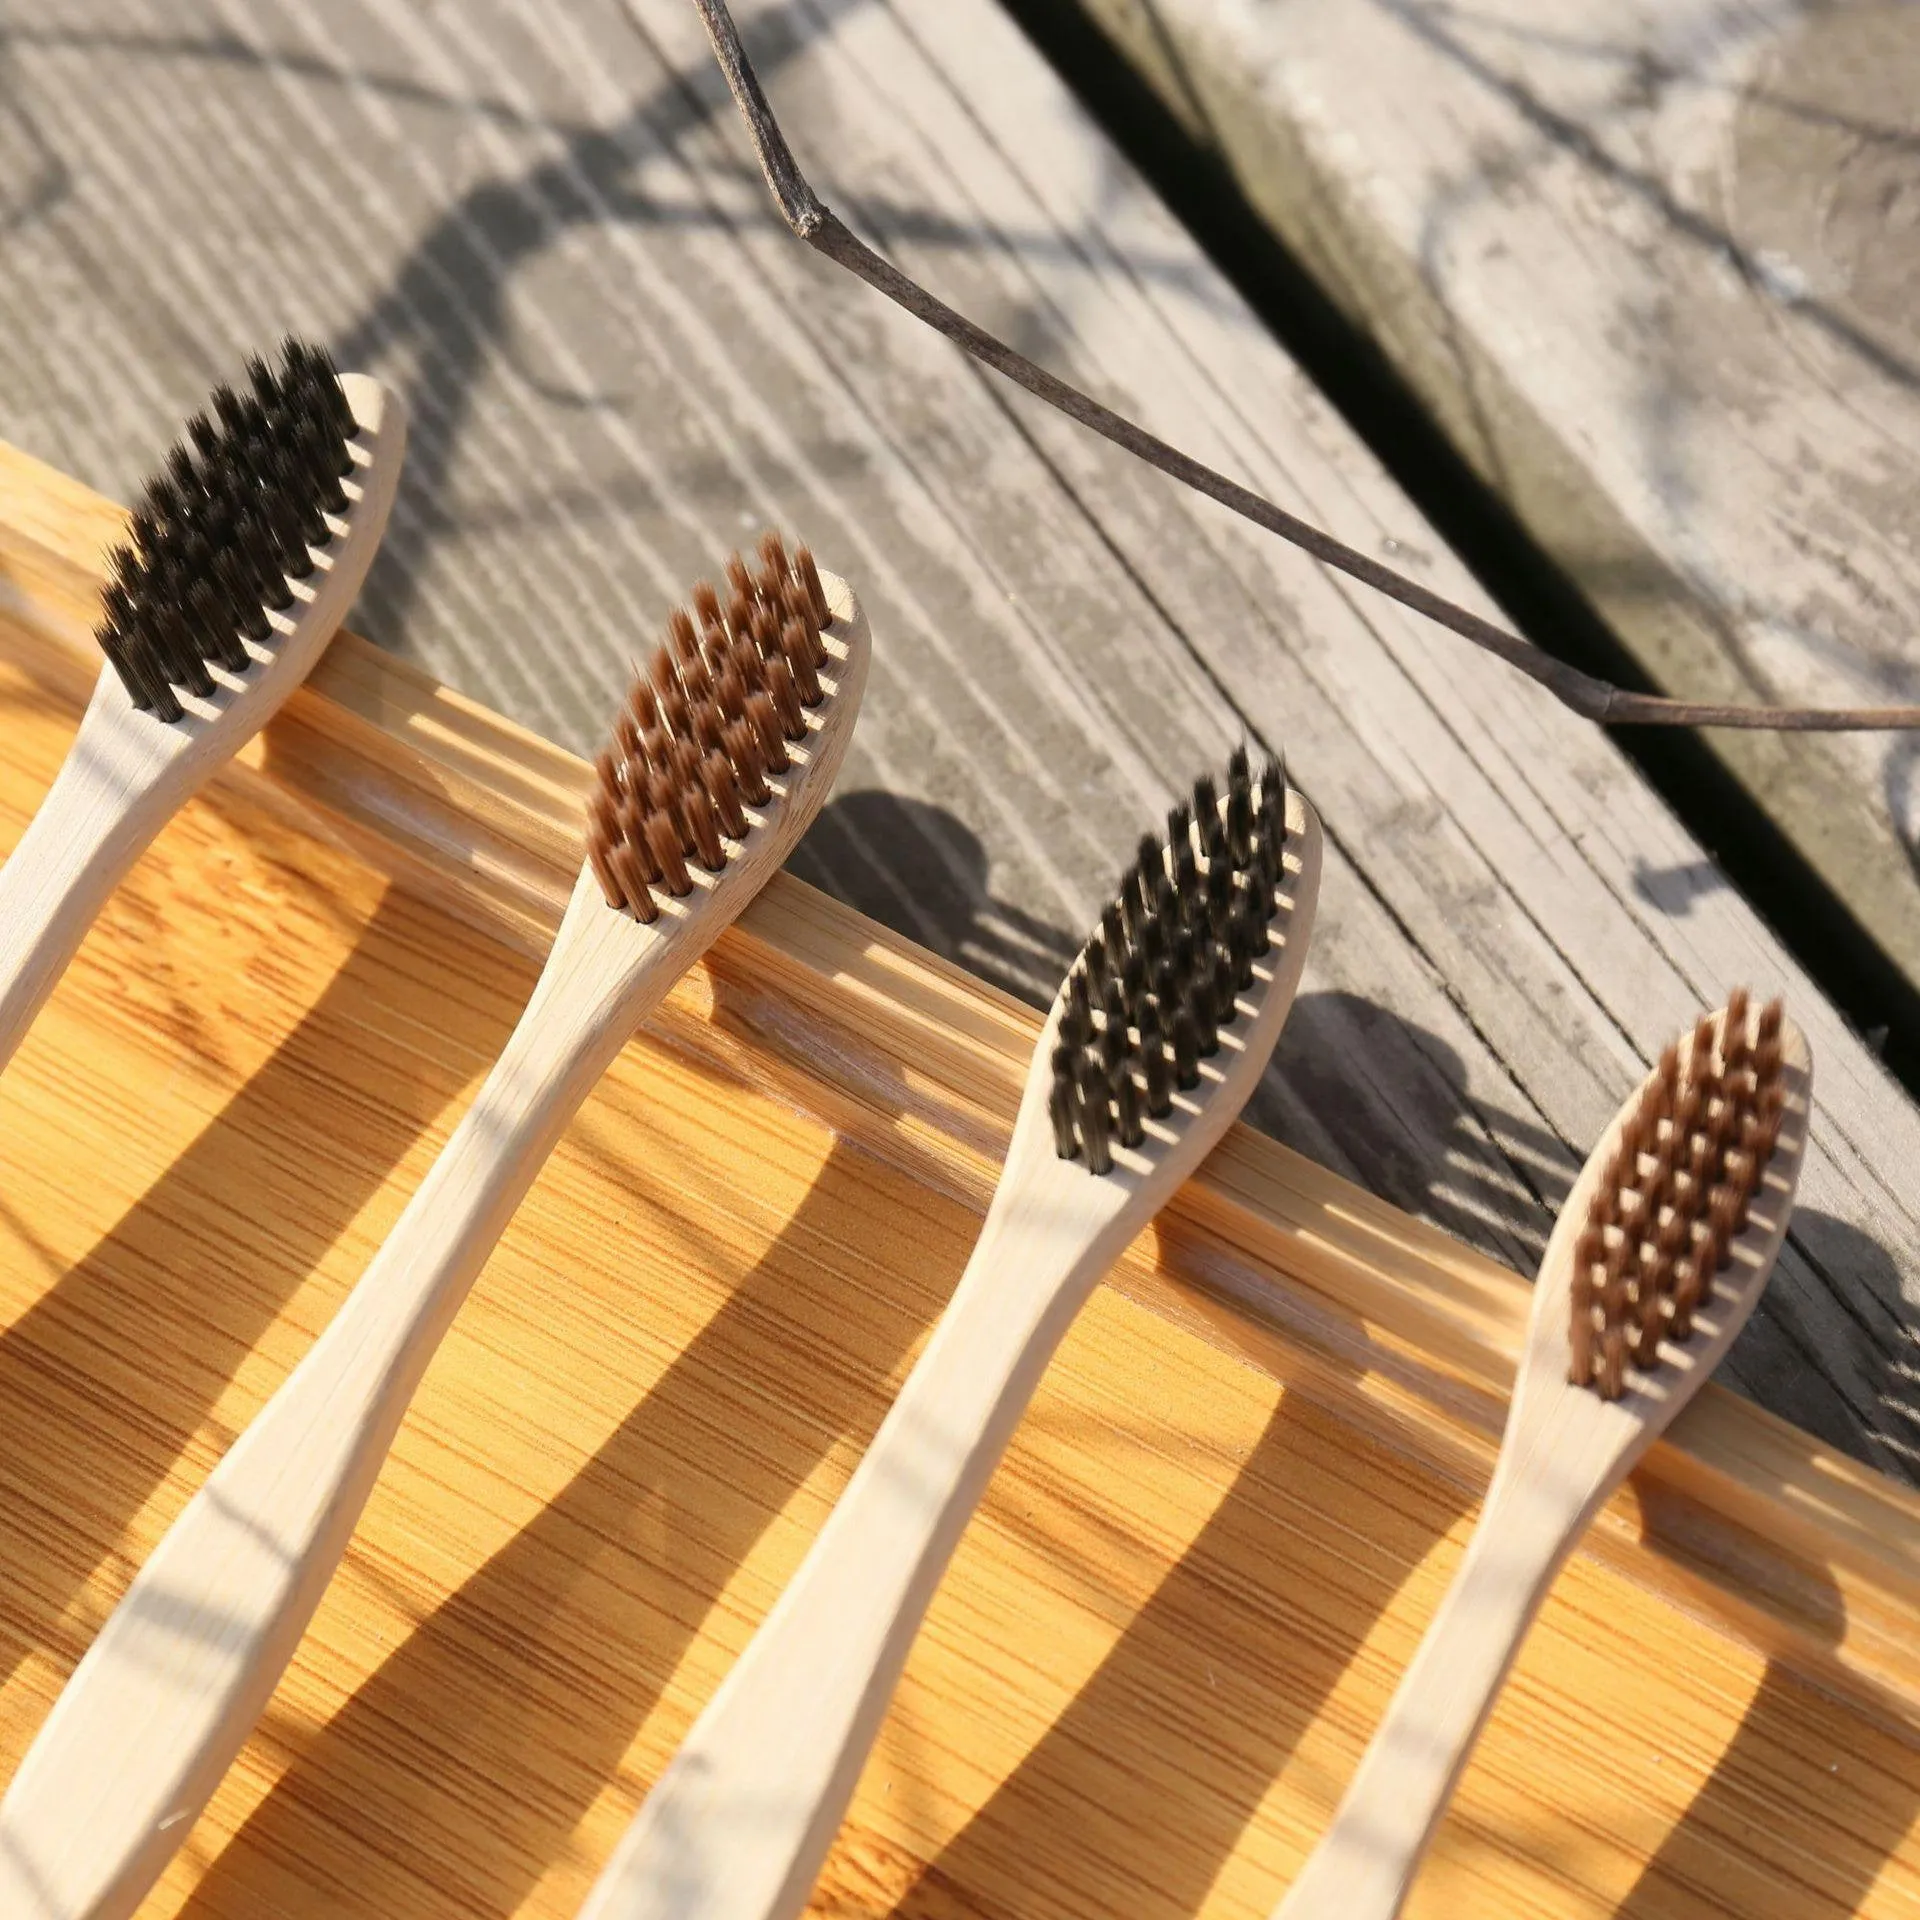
[[0, 881, 484, 1702], [177, 1114, 938, 1917], [1619, 1209, 1920, 1918]]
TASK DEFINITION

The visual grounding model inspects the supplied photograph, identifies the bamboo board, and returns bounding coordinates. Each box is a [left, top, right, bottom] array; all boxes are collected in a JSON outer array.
[[0, 437, 1918, 1917]]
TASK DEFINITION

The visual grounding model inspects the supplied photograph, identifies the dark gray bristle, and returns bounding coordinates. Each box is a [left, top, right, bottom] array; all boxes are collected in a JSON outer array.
[[1050, 749, 1292, 1171], [1166, 799, 1192, 856], [92, 336, 359, 723]]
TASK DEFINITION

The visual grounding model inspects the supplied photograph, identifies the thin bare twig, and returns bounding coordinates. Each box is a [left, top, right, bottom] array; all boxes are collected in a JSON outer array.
[[693, 0, 1920, 732]]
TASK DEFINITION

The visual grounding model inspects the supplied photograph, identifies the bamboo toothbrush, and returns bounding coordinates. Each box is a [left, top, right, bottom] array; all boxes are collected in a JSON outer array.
[[1275, 990, 1810, 1920], [0, 535, 870, 1920], [0, 338, 405, 1075], [580, 750, 1323, 1920]]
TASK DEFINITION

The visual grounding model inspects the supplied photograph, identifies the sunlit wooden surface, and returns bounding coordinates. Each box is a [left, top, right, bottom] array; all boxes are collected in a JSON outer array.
[[1, 504, 1918, 1915]]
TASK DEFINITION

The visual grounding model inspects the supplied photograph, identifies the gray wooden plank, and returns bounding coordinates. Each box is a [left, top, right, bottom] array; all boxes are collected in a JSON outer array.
[[1058, 0, 1920, 1034], [0, 0, 1914, 1480]]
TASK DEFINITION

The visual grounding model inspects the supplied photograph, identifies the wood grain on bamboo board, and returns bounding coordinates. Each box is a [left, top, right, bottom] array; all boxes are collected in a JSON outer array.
[[0, 581, 870, 1920], [1, 572, 1920, 1911], [1, 0, 1916, 1480]]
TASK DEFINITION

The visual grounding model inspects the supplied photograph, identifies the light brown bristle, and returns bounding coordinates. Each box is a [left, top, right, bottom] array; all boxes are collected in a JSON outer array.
[[1569, 992, 1788, 1398], [583, 533, 833, 919], [795, 545, 828, 625]]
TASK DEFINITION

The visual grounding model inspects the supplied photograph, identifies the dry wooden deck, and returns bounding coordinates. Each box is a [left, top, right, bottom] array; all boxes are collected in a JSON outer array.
[[1063, 0, 1920, 988], [0, 0, 1915, 1479]]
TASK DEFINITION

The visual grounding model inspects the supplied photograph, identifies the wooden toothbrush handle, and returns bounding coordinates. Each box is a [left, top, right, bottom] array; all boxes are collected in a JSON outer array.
[[580, 1206, 1107, 1920], [0, 960, 634, 1920], [0, 698, 167, 1075], [1273, 1477, 1570, 1920]]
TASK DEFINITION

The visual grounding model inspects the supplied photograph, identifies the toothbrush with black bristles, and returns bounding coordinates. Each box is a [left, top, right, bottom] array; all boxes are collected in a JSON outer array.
[[0, 536, 871, 1920], [0, 338, 405, 1075], [579, 748, 1322, 1920]]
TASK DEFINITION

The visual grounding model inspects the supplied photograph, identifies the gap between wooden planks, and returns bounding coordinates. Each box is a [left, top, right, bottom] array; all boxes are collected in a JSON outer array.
[[0, 436, 1916, 1913]]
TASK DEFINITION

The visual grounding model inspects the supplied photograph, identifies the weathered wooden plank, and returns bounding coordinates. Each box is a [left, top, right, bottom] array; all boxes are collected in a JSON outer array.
[[0, 0, 1914, 1474], [1057, 0, 1920, 1037]]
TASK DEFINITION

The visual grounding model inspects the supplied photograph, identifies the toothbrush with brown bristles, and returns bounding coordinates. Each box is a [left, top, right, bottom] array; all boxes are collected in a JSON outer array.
[[579, 749, 1323, 1920], [1274, 989, 1811, 1920], [0, 536, 870, 1920], [0, 338, 405, 1077]]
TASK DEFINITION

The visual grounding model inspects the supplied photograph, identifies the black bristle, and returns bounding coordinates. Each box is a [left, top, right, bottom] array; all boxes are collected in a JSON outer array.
[[1140, 905, 1168, 968], [211, 384, 248, 436], [1064, 969, 1093, 1044], [187, 575, 247, 673], [1172, 836, 1198, 906], [1210, 947, 1237, 1022], [1188, 974, 1219, 1055], [1166, 799, 1192, 857], [247, 352, 282, 412], [218, 549, 273, 643], [1100, 983, 1129, 1077], [1199, 805, 1227, 869], [1171, 1004, 1200, 1088], [1138, 1002, 1172, 1116], [1260, 752, 1288, 845], [1226, 749, 1254, 863], [92, 338, 359, 719], [1207, 858, 1234, 937], [1051, 747, 1296, 1174], [1170, 920, 1196, 990], [1084, 928, 1110, 999], [1075, 1069, 1114, 1175], [1233, 892, 1269, 988], [1128, 833, 1160, 934], [1049, 1049, 1080, 1160]]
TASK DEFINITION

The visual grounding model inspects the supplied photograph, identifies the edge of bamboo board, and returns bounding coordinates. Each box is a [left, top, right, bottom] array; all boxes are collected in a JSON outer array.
[[2, 432, 1918, 1728]]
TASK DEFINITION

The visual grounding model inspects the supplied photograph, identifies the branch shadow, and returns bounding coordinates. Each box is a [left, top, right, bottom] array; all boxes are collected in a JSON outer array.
[[882, 991, 1523, 1918], [0, 884, 486, 1698], [178, 1116, 939, 1917]]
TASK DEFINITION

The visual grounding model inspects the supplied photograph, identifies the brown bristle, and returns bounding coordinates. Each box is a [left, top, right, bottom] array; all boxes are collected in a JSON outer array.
[[667, 608, 701, 667], [1568, 992, 1788, 1398], [684, 781, 724, 871], [730, 633, 767, 699], [703, 749, 748, 837], [747, 690, 788, 773], [785, 583, 825, 670], [764, 653, 805, 739], [795, 544, 828, 625], [581, 535, 837, 919], [679, 646, 714, 704], [692, 697, 726, 758], [781, 618, 821, 704], [726, 716, 770, 804], [644, 812, 690, 895]]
